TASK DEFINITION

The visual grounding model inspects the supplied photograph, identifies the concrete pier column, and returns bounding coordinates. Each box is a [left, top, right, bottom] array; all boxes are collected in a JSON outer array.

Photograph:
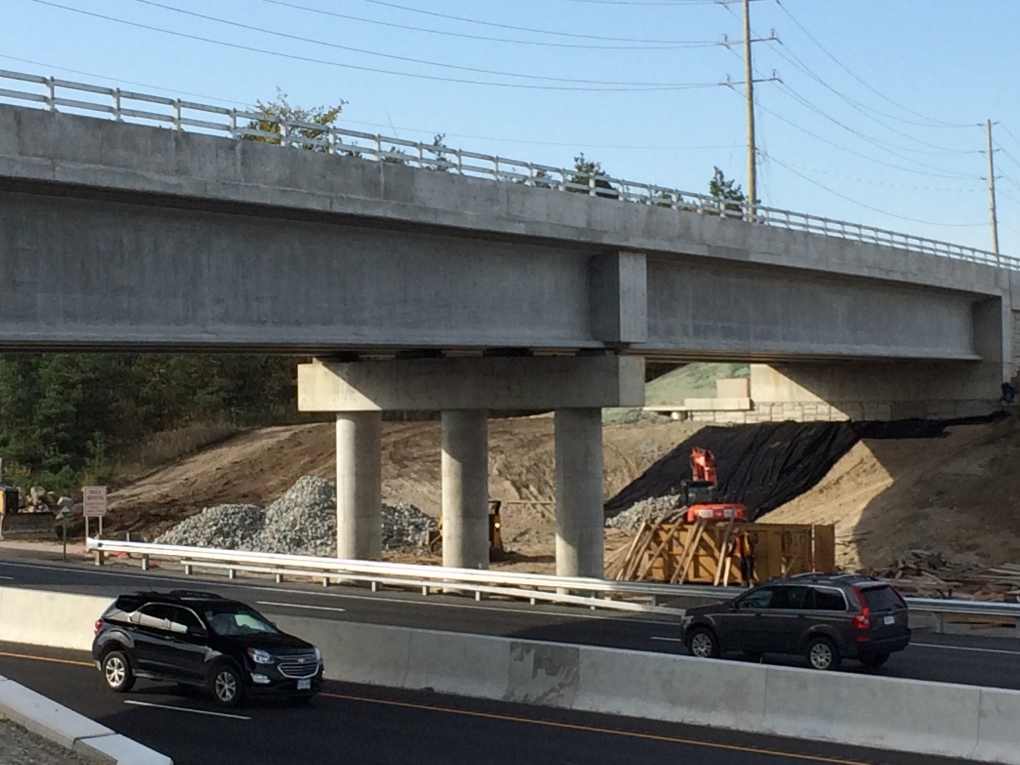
[[335, 412, 382, 560], [441, 410, 489, 570], [554, 408, 604, 579]]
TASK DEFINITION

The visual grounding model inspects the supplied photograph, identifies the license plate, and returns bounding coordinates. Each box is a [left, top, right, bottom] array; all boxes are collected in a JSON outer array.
[[297, 679, 311, 690], [883, 615, 895, 625]]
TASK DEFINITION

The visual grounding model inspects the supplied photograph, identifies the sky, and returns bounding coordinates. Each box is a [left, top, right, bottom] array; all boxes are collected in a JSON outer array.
[[2, 0, 1019, 256]]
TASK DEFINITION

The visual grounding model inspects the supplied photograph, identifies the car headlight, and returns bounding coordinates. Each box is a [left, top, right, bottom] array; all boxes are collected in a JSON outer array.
[[247, 648, 274, 665], [313, 647, 322, 663]]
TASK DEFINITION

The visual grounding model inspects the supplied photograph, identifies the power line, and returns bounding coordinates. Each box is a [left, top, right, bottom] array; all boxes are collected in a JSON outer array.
[[775, 0, 973, 129], [356, 0, 711, 44], [768, 154, 985, 228], [29, 0, 718, 92], [758, 153, 982, 193], [128, 0, 710, 88], [258, 0, 719, 50]]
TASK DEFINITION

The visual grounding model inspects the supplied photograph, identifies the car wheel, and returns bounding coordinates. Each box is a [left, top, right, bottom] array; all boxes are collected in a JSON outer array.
[[859, 652, 890, 668], [210, 664, 245, 708], [805, 636, 841, 671], [686, 628, 721, 659], [102, 650, 135, 693]]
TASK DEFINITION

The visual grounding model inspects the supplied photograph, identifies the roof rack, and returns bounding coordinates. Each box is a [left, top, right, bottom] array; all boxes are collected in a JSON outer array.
[[166, 590, 226, 600]]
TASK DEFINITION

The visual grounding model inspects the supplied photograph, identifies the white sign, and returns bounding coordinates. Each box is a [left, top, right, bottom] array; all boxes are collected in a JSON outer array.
[[82, 486, 108, 518]]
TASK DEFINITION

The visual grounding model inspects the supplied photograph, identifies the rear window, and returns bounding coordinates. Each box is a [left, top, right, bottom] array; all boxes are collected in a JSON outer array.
[[861, 586, 905, 611]]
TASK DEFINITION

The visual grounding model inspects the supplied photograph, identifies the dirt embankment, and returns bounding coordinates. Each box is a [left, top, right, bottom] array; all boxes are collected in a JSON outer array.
[[108, 417, 700, 566], [762, 414, 1020, 571]]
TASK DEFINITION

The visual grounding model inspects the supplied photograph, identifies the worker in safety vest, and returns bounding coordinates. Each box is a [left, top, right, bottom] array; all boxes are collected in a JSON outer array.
[[735, 530, 756, 586]]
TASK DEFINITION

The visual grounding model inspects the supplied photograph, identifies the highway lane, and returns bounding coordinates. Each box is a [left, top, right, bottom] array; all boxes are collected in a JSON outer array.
[[1, 551, 1019, 692], [0, 644, 986, 765]]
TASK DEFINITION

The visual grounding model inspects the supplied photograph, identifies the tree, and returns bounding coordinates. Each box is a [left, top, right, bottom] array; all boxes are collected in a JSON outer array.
[[708, 167, 747, 216], [245, 89, 347, 151], [568, 153, 618, 199]]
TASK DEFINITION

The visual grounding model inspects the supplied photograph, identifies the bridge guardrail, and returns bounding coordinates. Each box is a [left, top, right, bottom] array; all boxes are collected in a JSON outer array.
[[86, 539, 1020, 629], [1, 68, 1012, 271]]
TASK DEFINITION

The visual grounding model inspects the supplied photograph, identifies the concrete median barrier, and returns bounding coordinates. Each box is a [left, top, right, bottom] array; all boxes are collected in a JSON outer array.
[[3, 586, 1020, 763], [0, 587, 112, 651]]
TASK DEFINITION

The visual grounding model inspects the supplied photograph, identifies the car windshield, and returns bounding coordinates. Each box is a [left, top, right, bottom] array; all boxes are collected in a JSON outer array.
[[202, 606, 279, 636]]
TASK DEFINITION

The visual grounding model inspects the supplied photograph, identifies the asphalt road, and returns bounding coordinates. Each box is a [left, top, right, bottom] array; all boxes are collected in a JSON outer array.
[[1, 550, 1019, 693], [0, 643, 985, 765]]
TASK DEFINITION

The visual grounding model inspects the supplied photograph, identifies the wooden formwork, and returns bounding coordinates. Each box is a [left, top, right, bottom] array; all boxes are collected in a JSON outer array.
[[606, 516, 836, 584]]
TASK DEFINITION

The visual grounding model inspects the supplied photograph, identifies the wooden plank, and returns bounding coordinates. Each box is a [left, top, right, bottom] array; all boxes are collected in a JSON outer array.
[[673, 518, 707, 585], [713, 517, 736, 586]]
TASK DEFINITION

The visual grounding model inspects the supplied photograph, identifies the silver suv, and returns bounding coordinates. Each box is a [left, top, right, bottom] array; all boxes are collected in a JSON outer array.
[[680, 574, 911, 670]]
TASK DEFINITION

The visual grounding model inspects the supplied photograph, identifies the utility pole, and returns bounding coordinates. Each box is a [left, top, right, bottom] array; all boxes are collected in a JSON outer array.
[[743, 0, 756, 214], [986, 119, 1000, 255]]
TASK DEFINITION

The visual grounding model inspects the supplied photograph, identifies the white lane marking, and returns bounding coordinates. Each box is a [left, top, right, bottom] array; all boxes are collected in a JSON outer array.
[[912, 642, 1020, 657], [124, 699, 250, 720], [651, 636, 684, 643], [0, 576, 14, 580], [0, 559, 677, 625], [257, 600, 345, 613]]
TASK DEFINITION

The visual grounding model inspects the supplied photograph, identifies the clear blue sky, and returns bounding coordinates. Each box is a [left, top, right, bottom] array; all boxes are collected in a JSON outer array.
[[3, 0, 1018, 254]]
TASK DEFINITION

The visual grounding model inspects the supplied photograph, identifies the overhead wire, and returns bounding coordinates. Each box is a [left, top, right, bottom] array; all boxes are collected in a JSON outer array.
[[126, 0, 711, 88], [767, 155, 985, 228], [258, 0, 720, 50], [774, 0, 973, 129], [28, 0, 719, 92]]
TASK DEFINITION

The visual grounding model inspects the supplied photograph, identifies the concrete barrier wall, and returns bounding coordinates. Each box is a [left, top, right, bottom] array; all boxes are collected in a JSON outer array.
[[0, 587, 1015, 763], [0, 587, 113, 651]]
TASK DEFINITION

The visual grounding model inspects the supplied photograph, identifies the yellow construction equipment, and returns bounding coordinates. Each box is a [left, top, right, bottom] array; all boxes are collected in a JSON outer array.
[[0, 485, 57, 541], [427, 500, 507, 561]]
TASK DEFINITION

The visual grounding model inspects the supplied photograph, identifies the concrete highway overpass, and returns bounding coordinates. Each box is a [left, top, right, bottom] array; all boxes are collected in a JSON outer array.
[[2, 71, 1019, 574]]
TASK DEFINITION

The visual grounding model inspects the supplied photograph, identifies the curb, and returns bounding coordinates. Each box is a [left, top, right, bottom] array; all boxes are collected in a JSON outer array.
[[0, 675, 172, 764]]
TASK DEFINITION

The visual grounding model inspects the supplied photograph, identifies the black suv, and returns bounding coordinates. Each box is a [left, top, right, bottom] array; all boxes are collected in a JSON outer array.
[[92, 590, 323, 707], [680, 574, 910, 670]]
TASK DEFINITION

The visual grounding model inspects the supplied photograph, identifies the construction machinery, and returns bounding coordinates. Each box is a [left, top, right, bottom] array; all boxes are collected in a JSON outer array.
[[427, 500, 508, 561], [0, 484, 56, 541], [679, 448, 747, 523]]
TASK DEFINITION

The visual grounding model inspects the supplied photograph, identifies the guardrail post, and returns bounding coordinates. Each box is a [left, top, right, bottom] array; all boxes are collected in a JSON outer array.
[[933, 612, 945, 634], [44, 77, 55, 112], [94, 548, 104, 567], [184, 563, 193, 576], [141, 555, 149, 572], [111, 89, 123, 122], [172, 99, 182, 131], [275, 573, 284, 584], [228, 567, 236, 580]]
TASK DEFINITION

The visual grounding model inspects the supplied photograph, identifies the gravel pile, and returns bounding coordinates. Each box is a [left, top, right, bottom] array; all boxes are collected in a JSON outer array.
[[156, 504, 265, 549], [156, 476, 436, 555], [605, 494, 684, 530]]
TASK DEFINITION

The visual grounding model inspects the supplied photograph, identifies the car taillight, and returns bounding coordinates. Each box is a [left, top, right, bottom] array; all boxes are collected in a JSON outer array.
[[94, 619, 103, 636], [850, 587, 870, 629]]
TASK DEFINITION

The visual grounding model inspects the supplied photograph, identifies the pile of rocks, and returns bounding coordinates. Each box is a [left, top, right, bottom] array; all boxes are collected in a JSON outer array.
[[605, 494, 684, 530], [157, 504, 265, 550], [156, 476, 436, 556]]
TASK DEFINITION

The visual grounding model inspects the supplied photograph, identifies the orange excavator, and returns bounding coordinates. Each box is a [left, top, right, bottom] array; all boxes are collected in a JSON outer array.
[[679, 448, 748, 523]]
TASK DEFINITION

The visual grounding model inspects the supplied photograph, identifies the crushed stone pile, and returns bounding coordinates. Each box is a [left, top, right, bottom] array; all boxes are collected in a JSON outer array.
[[156, 504, 265, 550], [605, 494, 683, 530], [156, 476, 436, 555]]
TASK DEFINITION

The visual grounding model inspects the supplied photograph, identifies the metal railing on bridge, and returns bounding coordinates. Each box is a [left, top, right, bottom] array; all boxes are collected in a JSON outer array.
[[86, 539, 1020, 631], [1, 69, 1013, 272]]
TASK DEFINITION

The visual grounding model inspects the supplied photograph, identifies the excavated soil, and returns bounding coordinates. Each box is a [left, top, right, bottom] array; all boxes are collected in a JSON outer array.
[[762, 414, 1020, 572], [107, 416, 700, 571]]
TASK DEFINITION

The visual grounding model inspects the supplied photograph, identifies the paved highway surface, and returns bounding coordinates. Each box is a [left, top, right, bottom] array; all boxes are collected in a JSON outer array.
[[0, 549, 1019, 694], [0, 643, 985, 765]]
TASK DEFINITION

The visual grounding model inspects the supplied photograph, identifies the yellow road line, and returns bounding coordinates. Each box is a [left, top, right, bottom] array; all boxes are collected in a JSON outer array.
[[0, 649, 93, 668], [321, 692, 874, 765]]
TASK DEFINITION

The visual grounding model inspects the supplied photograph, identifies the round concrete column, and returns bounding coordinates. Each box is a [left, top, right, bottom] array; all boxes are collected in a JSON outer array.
[[554, 408, 604, 579], [441, 409, 489, 570], [335, 412, 382, 560]]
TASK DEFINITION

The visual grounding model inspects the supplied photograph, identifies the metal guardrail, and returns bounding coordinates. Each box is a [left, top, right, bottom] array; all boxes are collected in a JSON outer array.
[[1, 68, 1013, 272], [86, 539, 1020, 627]]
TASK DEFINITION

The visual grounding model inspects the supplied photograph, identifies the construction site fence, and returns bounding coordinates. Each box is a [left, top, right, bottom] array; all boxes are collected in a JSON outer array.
[[0, 68, 1013, 272], [86, 539, 1020, 627]]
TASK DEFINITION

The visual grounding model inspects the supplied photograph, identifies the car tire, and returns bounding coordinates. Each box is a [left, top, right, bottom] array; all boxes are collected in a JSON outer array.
[[859, 652, 890, 668], [210, 663, 245, 708], [101, 650, 135, 693], [686, 627, 721, 659], [805, 636, 841, 671]]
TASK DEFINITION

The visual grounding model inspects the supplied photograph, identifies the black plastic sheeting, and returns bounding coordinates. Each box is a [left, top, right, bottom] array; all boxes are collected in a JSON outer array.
[[603, 413, 1008, 521]]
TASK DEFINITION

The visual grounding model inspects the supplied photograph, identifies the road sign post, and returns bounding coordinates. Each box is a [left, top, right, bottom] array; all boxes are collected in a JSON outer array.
[[82, 486, 108, 539], [59, 505, 70, 561]]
